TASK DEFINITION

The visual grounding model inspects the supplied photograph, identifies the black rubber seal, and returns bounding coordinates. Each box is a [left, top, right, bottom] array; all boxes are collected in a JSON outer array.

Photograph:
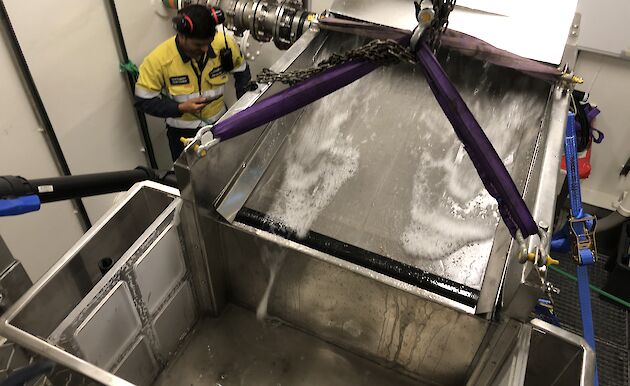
[[296, 11, 310, 38], [236, 207, 479, 308]]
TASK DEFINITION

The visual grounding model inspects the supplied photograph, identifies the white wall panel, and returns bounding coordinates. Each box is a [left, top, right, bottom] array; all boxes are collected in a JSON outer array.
[[114, 0, 176, 169], [311, 0, 335, 12], [115, 0, 176, 63], [575, 51, 630, 210], [576, 0, 630, 58], [4, 0, 147, 221], [0, 31, 84, 281]]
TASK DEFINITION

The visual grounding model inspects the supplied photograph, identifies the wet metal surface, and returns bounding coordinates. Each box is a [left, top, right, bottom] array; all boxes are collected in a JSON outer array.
[[236, 208, 480, 306], [244, 33, 548, 290], [155, 304, 427, 386], [219, 222, 488, 385]]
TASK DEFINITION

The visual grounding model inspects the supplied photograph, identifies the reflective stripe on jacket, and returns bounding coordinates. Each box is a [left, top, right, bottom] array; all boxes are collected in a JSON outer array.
[[135, 33, 245, 129]]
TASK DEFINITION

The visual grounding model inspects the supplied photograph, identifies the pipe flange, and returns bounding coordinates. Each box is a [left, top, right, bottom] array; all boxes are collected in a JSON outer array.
[[279, 16, 295, 48], [243, 1, 258, 34], [253, 1, 273, 41], [274, 0, 299, 49], [197, 0, 310, 49], [220, 0, 240, 31], [274, 0, 309, 49], [272, 0, 286, 47], [262, 1, 281, 41], [290, 9, 302, 41], [294, 10, 315, 41], [232, 0, 250, 34]]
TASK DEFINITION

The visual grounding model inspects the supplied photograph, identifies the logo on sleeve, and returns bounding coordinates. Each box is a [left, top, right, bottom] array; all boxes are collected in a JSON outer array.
[[169, 75, 190, 85]]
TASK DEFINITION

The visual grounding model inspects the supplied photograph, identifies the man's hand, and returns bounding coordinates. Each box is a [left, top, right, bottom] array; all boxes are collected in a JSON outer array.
[[178, 97, 209, 114]]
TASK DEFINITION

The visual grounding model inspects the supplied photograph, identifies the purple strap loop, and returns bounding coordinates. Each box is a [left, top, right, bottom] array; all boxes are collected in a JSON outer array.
[[415, 41, 538, 237], [211, 26, 540, 238]]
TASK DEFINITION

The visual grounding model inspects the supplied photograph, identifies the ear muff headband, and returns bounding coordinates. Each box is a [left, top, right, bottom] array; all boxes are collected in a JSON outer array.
[[174, 7, 225, 36], [173, 14, 192, 34], [183, 14, 194, 33], [210, 7, 220, 25]]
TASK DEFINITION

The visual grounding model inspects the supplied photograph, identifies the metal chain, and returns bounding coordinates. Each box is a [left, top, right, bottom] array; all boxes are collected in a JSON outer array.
[[426, 0, 457, 49], [255, 39, 417, 85], [254, 1, 456, 85]]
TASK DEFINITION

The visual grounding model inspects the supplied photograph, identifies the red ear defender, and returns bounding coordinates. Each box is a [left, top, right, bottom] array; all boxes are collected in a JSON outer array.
[[210, 7, 219, 25], [209, 7, 226, 25], [172, 14, 194, 34], [183, 14, 194, 33]]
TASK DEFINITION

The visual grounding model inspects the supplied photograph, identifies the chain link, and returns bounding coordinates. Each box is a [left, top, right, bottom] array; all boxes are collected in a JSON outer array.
[[425, 0, 457, 49], [254, 1, 456, 85], [254, 39, 417, 85]]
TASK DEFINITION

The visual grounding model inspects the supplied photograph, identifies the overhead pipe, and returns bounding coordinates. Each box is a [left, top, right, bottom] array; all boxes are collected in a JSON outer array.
[[163, 0, 316, 49], [598, 193, 630, 232], [0, 1, 92, 230]]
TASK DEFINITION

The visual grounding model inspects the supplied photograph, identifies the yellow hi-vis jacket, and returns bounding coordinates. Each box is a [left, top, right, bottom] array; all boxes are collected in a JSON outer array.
[[135, 33, 245, 129]]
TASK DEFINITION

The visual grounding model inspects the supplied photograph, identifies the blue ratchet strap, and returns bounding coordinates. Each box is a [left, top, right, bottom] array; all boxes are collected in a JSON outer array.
[[564, 111, 599, 386]]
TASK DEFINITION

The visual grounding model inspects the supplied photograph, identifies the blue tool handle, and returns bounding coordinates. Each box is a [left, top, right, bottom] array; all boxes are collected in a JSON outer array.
[[0, 195, 41, 216]]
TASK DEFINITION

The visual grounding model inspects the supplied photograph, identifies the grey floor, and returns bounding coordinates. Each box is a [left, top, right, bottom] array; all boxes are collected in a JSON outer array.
[[154, 304, 425, 386]]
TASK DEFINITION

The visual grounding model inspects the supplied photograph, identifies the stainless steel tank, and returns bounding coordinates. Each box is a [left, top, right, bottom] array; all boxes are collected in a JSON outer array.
[[0, 1, 595, 385]]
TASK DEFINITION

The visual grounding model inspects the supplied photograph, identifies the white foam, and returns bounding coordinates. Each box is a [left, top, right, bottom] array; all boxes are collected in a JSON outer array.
[[402, 86, 542, 260], [267, 83, 362, 238], [256, 247, 286, 321]]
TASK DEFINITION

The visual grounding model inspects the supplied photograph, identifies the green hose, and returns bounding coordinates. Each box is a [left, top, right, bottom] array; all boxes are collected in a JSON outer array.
[[120, 61, 140, 82], [163, 0, 178, 10], [548, 265, 630, 309]]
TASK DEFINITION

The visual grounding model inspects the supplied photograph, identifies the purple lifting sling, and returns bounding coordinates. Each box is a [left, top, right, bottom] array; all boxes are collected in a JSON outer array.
[[415, 41, 538, 237], [210, 24, 541, 239]]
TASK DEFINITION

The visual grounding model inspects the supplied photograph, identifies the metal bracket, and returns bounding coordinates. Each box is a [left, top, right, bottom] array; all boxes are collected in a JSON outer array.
[[568, 215, 598, 265], [560, 13, 581, 69], [410, 0, 435, 52], [183, 125, 220, 157]]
